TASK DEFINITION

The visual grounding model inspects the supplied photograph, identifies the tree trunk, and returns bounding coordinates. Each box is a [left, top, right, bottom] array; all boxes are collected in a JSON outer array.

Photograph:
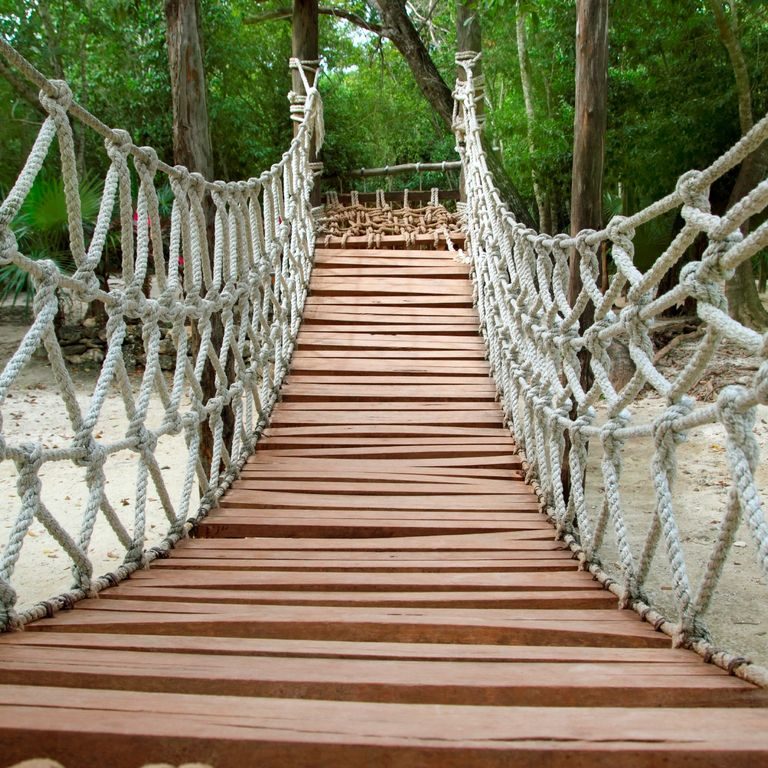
[[372, 0, 535, 226], [374, 0, 454, 127], [515, 1, 548, 232], [569, 0, 608, 253], [456, 0, 481, 203], [708, 0, 768, 330], [165, 0, 231, 486], [292, 0, 320, 204], [165, 0, 215, 179], [563, 0, 609, 503]]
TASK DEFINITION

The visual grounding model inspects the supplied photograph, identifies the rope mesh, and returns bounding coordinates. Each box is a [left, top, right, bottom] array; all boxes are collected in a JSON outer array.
[[319, 188, 463, 249], [455, 51, 768, 680], [0, 47, 323, 631]]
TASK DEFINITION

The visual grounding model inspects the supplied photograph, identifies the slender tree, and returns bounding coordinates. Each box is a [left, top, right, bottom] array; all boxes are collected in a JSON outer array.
[[708, 0, 768, 330], [515, 0, 549, 232], [165, 0, 231, 480]]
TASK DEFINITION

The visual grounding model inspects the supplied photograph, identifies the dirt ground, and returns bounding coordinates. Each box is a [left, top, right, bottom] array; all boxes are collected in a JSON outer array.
[[0, 299, 767, 670]]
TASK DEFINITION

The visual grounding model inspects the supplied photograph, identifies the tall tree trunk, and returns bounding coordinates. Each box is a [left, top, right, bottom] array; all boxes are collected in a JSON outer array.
[[708, 0, 768, 330], [165, 0, 230, 486], [374, 0, 454, 127], [563, 0, 609, 503], [568, 0, 608, 305], [292, 0, 320, 204], [371, 0, 535, 226], [515, 1, 548, 232], [456, 0, 481, 203], [165, 0, 214, 179]]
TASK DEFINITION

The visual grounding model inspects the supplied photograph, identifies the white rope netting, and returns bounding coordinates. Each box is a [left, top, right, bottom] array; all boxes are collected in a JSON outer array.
[[0, 43, 323, 631], [455, 52, 768, 680]]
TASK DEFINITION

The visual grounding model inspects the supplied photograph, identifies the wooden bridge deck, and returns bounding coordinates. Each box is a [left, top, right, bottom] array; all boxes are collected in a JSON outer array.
[[1, 246, 767, 767]]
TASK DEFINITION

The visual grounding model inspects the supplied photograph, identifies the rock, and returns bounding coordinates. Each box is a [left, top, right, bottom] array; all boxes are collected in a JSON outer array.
[[57, 326, 82, 343], [62, 343, 88, 355], [82, 348, 105, 363]]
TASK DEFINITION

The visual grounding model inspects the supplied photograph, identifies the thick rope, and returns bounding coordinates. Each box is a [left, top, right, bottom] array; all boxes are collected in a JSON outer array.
[[455, 51, 768, 683], [0, 44, 323, 630], [318, 189, 463, 249]]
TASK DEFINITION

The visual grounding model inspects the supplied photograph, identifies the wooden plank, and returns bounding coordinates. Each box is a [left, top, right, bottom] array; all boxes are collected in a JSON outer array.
[[230, 480, 533, 496], [218, 490, 540, 507], [120, 569, 600, 591], [304, 293, 474, 306], [288, 361, 489, 375], [320, 231, 465, 249], [1, 650, 760, 708], [25, 605, 671, 647], [5, 691, 768, 768], [2, 634, 694, 664], [310, 266, 470, 278]]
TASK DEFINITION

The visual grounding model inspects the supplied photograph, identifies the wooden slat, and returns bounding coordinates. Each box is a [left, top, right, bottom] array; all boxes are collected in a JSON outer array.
[[3, 245, 766, 766]]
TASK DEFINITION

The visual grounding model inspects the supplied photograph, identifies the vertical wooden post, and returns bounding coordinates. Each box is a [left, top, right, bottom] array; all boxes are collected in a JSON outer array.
[[456, 0, 482, 203], [292, 0, 320, 204]]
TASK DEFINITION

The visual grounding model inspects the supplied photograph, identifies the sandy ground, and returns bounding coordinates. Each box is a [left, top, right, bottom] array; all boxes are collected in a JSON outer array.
[[1, 302, 767, 669], [0, 307, 197, 613]]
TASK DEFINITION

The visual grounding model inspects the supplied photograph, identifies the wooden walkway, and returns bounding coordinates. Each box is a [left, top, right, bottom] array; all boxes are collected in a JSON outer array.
[[1, 245, 767, 767]]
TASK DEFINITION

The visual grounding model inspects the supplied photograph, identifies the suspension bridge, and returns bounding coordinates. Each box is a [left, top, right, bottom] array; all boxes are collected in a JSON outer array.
[[0, 41, 767, 766]]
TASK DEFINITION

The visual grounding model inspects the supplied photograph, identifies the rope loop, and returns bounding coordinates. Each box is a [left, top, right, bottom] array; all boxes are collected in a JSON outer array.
[[39, 79, 72, 113]]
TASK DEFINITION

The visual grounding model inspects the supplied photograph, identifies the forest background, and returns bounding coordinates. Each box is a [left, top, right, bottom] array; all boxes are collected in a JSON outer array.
[[0, 0, 767, 317]]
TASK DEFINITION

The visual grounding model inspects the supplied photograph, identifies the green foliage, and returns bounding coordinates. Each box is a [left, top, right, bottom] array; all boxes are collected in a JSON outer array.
[[321, 43, 455, 181], [0, 0, 766, 231], [0, 169, 102, 306]]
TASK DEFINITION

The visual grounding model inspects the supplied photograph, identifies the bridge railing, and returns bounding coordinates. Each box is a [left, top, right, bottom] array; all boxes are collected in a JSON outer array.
[[455, 51, 768, 682], [0, 41, 324, 630]]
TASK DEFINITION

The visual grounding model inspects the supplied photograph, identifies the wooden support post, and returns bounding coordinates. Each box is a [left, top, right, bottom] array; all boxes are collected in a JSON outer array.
[[292, 0, 320, 205]]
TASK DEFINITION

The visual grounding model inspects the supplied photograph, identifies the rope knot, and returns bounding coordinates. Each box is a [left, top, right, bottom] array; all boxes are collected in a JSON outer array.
[[606, 215, 635, 243], [39, 80, 72, 113], [105, 129, 133, 162], [0, 226, 18, 266], [653, 397, 694, 449], [600, 411, 630, 454], [679, 261, 727, 309], [130, 424, 158, 455], [188, 172, 207, 193], [135, 146, 159, 173], [32, 260, 60, 316], [716, 385, 757, 462], [171, 165, 192, 194], [675, 170, 708, 210]]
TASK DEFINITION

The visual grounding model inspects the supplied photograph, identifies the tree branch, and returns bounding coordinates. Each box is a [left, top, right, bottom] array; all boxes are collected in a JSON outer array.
[[0, 58, 46, 117], [245, 6, 383, 35]]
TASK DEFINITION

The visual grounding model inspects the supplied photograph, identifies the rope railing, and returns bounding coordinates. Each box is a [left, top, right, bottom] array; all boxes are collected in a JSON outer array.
[[454, 51, 768, 684], [0, 42, 324, 631]]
